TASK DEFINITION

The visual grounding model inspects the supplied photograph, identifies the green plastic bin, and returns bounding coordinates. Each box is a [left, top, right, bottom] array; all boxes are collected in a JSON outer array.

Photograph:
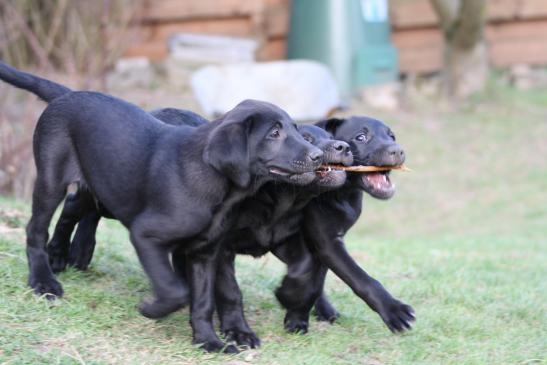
[[287, 0, 398, 97]]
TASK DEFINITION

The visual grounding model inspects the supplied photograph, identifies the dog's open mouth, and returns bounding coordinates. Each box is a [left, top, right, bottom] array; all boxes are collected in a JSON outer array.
[[361, 171, 393, 192], [317, 164, 408, 199], [360, 170, 396, 199]]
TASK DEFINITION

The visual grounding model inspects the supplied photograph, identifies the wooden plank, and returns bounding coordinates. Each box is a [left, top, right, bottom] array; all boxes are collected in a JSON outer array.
[[390, 0, 437, 29], [489, 38, 547, 66], [257, 37, 286, 60], [123, 42, 168, 60], [147, 17, 254, 42], [397, 45, 442, 74], [392, 28, 443, 48], [486, 19, 547, 41], [486, 0, 519, 21], [517, 0, 547, 18], [263, 1, 289, 38], [142, 0, 261, 22]]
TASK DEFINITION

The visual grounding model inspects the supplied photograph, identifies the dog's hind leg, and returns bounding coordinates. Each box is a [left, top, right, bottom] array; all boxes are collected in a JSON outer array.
[[313, 292, 339, 323], [26, 176, 67, 298], [47, 191, 95, 273], [273, 234, 327, 334], [68, 210, 101, 271]]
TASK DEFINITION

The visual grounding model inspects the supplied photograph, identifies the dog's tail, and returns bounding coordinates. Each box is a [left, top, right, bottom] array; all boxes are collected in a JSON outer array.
[[0, 61, 72, 103]]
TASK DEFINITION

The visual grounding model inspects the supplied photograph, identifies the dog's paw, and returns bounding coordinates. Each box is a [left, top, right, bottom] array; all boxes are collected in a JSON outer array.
[[138, 296, 188, 319], [195, 339, 239, 354], [284, 311, 309, 334], [378, 299, 415, 333], [29, 275, 64, 299], [67, 251, 93, 271], [313, 301, 339, 323], [47, 243, 69, 273], [48, 253, 68, 274], [224, 329, 261, 349], [68, 238, 96, 271]]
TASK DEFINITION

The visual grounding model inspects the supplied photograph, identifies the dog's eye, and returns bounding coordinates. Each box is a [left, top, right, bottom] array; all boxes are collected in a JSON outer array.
[[269, 129, 281, 139], [302, 134, 314, 143], [388, 130, 396, 141], [355, 133, 367, 142]]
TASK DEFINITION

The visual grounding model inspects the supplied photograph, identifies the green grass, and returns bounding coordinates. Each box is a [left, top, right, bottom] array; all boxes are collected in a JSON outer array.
[[1, 81, 546, 364]]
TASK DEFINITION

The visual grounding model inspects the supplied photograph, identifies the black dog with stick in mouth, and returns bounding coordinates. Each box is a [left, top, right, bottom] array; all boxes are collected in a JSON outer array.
[[0, 61, 325, 352]]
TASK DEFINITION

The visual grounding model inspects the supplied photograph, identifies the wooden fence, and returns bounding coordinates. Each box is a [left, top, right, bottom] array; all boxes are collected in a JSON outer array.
[[125, 0, 547, 74]]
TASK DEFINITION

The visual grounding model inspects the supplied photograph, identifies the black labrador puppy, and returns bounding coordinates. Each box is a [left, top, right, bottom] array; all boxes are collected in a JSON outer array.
[[46, 117, 351, 349], [193, 117, 415, 340], [170, 124, 353, 347], [48, 113, 415, 341], [278, 116, 416, 333], [0, 61, 323, 352], [46, 107, 210, 273]]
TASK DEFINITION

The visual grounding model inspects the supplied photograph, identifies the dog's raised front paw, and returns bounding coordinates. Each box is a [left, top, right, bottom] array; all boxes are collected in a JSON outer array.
[[378, 299, 415, 333]]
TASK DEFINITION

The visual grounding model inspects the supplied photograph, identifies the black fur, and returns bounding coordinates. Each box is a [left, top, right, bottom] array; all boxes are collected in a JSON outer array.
[[0, 61, 324, 353], [290, 116, 415, 333]]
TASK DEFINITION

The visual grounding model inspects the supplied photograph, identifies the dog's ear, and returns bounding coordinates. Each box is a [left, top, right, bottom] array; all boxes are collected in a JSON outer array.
[[315, 118, 345, 135], [203, 116, 252, 188]]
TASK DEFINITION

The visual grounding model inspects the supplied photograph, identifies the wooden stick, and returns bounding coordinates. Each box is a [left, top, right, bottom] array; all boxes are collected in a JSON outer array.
[[320, 165, 412, 172]]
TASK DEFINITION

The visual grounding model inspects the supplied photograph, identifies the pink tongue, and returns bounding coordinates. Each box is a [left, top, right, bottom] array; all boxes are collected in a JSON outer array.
[[363, 173, 390, 189]]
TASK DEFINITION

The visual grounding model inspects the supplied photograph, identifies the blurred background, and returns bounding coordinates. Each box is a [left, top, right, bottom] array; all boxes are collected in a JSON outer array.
[[0, 0, 546, 202], [0, 1, 545, 363]]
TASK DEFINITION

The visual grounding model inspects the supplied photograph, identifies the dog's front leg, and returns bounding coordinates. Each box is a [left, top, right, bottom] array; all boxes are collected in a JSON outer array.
[[215, 249, 260, 349], [308, 231, 415, 333], [187, 243, 238, 353]]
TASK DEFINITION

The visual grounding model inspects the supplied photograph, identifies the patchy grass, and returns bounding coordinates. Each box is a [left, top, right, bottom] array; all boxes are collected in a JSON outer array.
[[1, 82, 546, 364]]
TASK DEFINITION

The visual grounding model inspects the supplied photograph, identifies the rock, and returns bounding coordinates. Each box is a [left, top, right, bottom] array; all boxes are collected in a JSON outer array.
[[168, 33, 258, 64], [106, 57, 155, 90], [191, 60, 342, 121], [163, 33, 259, 90]]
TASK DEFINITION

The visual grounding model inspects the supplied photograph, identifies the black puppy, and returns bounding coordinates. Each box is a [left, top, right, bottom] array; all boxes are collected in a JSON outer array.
[[281, 116, 416, 333], [170, 124, 353, 347], [48, 115, 415, 339], [46, 108, 209, 273], [0, 61, 323, 352], [200, 117, 415, 339], [47, 119, 350, 348]]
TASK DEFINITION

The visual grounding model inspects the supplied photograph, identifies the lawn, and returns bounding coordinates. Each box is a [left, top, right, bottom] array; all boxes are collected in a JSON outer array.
[[0, 81, 546, 364]]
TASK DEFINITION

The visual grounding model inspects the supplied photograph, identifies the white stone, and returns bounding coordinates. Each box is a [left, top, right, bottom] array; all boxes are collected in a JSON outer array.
[[169, 33, 258, 64], [190, 60, 342, 121]]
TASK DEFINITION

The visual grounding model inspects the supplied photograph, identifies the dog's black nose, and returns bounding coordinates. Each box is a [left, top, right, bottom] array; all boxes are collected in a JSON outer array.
[[333, 141, 351, 154], [386, 144, 405, 164], [308, 149, 323, 163]]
